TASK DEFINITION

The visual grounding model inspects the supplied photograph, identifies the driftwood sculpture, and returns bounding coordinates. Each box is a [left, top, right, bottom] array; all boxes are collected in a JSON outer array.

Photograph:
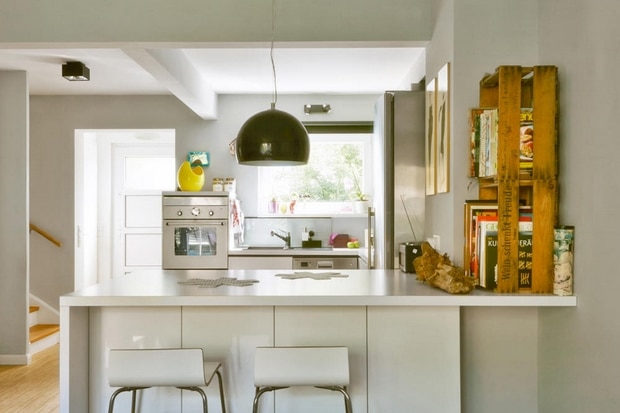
[[413, 242, 476, 294]]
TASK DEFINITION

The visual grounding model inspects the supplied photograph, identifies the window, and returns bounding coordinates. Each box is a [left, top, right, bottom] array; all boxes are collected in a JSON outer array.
[[258, 123, 373, 215]]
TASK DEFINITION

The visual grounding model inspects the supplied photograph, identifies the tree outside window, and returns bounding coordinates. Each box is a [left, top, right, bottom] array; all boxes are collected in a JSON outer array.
[[258, 132, 371, 215]]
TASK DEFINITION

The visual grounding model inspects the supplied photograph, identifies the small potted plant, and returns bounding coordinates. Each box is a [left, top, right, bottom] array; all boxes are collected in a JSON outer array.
[[351, 176, 370, 213]]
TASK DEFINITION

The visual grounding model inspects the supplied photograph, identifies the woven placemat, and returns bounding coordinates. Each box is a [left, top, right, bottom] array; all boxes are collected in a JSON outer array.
[[275, 271, 349, 280], [178, 277, 259, 288]]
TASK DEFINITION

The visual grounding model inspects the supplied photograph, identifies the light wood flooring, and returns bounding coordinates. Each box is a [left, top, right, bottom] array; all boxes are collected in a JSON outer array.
[[0, 344, 59, 413]]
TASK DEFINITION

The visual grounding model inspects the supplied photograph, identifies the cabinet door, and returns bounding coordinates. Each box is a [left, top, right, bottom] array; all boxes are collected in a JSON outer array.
[[228, 256, 292, 269], [182, 306, 274, 413], [367, 306, 460, 413], [274, 306, 367, 413]]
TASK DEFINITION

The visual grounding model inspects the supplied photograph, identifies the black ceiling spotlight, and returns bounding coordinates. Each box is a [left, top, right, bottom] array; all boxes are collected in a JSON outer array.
[[62, 61, 90, 81], [234, 0, 309, 166]]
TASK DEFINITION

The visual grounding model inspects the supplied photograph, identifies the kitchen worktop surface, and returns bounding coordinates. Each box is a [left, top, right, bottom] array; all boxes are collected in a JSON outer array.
[[60, 269, 577, 307]]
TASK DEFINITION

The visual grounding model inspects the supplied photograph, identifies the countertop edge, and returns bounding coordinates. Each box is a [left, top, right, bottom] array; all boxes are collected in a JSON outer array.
[[60, 294, 577, 308]]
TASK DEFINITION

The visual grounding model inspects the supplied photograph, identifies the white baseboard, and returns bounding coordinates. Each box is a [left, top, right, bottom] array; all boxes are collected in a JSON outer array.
[[0, 353, 32, 365]]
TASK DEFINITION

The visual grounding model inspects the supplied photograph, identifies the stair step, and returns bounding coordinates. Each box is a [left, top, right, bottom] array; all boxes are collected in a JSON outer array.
[[29, 305, 40, 313], [30, 324, 60, 343]]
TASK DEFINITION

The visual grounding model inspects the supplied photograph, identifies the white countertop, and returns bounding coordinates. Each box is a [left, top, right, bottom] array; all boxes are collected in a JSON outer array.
[[60, 269, 577, 308]]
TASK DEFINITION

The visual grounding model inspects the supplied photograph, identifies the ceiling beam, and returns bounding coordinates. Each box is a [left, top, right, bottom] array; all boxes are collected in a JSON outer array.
[[123, 47, 217, 120]]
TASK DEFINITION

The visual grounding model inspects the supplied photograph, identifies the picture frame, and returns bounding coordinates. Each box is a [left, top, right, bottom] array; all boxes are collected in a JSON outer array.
[[187, 151, 209, 167], [425, 77, 437, 195], [436, 62, 451, 193]]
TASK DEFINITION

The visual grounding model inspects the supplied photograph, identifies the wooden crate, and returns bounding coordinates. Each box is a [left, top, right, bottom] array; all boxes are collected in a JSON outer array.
[[477, 65, 558, 293]]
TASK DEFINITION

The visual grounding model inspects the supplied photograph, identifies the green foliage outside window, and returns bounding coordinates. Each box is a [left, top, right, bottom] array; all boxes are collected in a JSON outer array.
[[266, 141, 365, 202]]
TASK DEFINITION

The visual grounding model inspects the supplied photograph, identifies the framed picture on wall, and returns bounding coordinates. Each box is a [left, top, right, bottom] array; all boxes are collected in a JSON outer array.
[[425, 77, 437, 195], [187, 151, 209, 166], [436, 62, 451, 194]]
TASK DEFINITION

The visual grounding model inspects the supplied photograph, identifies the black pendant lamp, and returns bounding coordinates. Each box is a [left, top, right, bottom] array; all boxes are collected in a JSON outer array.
[[235, 103, 310, 166], [235, 0, 310, 166]]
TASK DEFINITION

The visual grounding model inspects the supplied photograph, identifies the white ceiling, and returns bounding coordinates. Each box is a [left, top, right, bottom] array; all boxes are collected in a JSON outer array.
[[0, 46, 424, 96]]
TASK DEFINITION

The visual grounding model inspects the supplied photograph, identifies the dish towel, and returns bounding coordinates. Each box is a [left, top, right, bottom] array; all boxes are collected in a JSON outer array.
[[230, 197, 244, 246]]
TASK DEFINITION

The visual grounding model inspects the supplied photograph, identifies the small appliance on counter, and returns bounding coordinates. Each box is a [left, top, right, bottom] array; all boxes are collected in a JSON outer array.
[[399, 242, 423, 273], [329, 234, 350, 248]]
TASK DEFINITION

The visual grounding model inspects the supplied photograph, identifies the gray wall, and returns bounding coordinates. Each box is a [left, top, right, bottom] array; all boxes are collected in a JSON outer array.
[[426, 1, 541, 412], [0, 72, 29, 360], [538, 1, 620, 411], [426, 0, 620, 412]]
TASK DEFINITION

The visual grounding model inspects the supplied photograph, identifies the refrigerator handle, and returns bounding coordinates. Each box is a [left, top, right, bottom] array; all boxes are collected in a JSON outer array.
[[367, 206, 375, 269]]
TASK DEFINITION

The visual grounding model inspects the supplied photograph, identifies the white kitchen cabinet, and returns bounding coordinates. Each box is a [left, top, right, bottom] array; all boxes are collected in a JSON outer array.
[[274, 306, 367, 413], [367, 306, 460, 413], [182, 306, 274, 413], [228, 256, 292, 269]]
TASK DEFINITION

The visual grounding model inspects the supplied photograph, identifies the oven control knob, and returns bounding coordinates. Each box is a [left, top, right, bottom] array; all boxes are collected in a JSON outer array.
[[191, 207, 200, 217], [176, 210, 183, 216]]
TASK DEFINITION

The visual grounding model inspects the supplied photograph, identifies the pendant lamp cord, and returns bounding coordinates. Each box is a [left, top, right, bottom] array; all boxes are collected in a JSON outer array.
[[270, 0, 278, 108]]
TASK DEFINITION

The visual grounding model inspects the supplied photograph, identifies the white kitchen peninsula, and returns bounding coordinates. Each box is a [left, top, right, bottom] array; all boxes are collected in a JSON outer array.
[[59, 269, 576, 413]]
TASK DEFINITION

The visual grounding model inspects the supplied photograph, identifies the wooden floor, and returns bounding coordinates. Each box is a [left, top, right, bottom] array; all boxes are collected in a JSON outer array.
[[0, 344, 59, 413]]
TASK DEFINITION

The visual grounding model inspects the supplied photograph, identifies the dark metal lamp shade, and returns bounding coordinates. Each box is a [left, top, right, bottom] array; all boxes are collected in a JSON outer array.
[[235, 108, 310, 166]]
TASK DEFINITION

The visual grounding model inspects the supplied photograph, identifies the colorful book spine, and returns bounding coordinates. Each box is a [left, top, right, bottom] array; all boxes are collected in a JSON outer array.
[[520, 108, 534, 173], [478, 219, 498, 289], [518, 220, 534, 289]]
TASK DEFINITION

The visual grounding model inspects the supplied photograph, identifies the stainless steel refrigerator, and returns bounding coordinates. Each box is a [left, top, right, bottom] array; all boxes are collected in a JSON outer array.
[[370, 90, 426, 269]]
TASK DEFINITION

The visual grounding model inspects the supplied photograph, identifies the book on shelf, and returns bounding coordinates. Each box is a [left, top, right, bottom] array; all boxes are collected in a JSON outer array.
[[470, 208, 533, 289], [477, 219, 498, 289], [469, 107, 533, 177], [473, 214, 498, 282], [464, 200, 533, 282], [468, 108, 498, 178], [520, 108, 534, 174], [468, 108, 486, 177], [464, 200, 498, 279], [518, 220, 533, 289]]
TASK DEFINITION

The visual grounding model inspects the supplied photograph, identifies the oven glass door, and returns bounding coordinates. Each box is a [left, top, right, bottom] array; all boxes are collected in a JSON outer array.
[[163, 220, 228, 269]]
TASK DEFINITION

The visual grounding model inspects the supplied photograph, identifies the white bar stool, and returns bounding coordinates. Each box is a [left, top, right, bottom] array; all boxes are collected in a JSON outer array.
[[107, 348, 226, 413], [252, 346, 352, 413]]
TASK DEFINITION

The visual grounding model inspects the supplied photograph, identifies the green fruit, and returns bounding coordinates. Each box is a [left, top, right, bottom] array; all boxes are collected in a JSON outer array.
[[347, 242, 356, 248]]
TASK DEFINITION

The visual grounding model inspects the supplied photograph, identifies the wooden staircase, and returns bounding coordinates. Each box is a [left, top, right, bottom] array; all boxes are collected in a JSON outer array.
[[29, 306, 59, 354]]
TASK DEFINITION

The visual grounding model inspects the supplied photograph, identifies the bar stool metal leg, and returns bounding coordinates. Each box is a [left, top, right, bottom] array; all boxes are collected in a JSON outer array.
[[178, 386, 208, 413], [316, 385, 353, 413], [107, 386, 148, 413]]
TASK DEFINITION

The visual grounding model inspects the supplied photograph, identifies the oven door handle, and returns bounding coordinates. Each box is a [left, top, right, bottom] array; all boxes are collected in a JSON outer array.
[[164, 220, 227, 227]]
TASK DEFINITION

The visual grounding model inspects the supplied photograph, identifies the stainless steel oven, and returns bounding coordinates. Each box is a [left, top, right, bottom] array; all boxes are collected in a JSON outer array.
[[162, 192, 229, 269]]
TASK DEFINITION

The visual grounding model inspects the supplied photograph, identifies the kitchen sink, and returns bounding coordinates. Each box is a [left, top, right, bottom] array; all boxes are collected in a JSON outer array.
[[242, 246, 334, 251], [244, 246, 287, 250]]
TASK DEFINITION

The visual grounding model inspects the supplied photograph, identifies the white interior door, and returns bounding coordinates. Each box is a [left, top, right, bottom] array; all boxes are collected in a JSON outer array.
[[111, 144, 175, 277]]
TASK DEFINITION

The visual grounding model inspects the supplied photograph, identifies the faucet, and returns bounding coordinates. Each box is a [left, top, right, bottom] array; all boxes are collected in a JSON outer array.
[[270, 229, 291, 249]]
